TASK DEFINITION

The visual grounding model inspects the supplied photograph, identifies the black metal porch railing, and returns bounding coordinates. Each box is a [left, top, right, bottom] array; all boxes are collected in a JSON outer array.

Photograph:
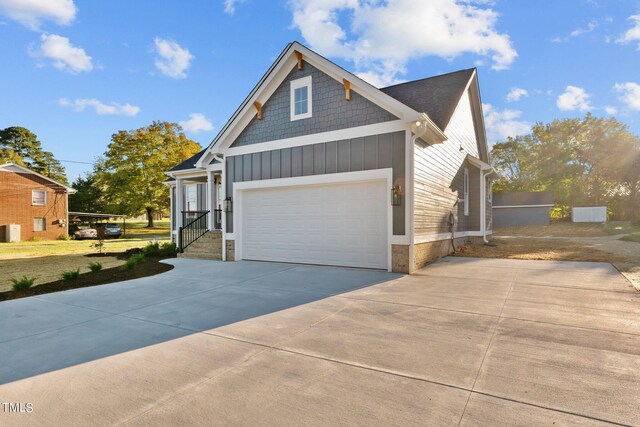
[[179, 210, 209, 252]]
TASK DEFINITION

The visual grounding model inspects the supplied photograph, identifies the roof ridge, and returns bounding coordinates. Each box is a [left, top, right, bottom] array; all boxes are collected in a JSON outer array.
[[381, 68, 475, 90]]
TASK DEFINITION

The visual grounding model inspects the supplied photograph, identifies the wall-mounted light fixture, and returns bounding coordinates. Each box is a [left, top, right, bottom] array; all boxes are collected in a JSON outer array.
[[223, 197, 233, 213], [391, 185, 402, 206]]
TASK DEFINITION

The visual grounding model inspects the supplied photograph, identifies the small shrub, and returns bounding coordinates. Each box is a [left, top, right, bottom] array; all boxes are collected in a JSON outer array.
[[57, 233, 71, 241], [142, 242, 161, 256], [61, 268, 80, 281], [123, 253, 145, 270], [159, 242, 177, 256], [88, 262, 103, 272], [11, 276, 35, 291], [28, 236, 41, 242], [143, 241, 176, 257]]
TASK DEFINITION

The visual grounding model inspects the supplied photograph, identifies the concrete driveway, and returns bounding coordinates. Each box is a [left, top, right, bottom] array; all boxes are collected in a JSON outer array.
[[0, 257, 638, 426]]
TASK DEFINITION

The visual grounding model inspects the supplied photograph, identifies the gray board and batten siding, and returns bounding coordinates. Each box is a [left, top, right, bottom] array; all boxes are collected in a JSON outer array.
[[231, 61, 399, 147], [226, 131, 406, 235]]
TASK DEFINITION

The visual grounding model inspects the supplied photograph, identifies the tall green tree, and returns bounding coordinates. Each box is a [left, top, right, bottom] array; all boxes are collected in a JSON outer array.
[[0, 126, 67, 183], [97, 121, 201, 227], [491, 114, 640, 219], [69, 172, 107, 213]]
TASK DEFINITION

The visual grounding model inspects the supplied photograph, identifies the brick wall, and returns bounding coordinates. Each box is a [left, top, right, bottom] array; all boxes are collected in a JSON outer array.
[[226, 240, 235, 261], [0, 172, 69, 241], [413, 237, 469, 271]]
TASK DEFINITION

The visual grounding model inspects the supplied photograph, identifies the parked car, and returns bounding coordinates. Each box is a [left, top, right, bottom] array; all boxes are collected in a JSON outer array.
[[95, 223, 122, 239], [70, 225, 97, 240]]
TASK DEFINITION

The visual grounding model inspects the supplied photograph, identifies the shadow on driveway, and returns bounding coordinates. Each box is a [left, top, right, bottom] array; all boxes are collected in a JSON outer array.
[[0, 259, 401, 385]]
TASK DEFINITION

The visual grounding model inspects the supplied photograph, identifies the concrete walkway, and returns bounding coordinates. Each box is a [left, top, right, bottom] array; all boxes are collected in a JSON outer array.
[[0, 257, 638, 425]]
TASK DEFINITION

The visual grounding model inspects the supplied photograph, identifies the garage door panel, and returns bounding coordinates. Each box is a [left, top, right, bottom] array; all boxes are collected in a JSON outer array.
[[241, 180, 388, 269]]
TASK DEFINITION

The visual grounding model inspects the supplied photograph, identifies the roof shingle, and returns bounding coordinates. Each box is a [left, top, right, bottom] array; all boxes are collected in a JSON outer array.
[[380, 68, 475, 131]]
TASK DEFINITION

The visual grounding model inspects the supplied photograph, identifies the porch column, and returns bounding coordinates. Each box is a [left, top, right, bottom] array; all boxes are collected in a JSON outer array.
[[176, 177, 184, 248], [207, 171, 214, 231]]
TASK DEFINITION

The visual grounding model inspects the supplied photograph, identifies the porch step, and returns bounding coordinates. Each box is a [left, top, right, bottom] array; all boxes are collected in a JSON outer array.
[[180, 230, 223, 260]]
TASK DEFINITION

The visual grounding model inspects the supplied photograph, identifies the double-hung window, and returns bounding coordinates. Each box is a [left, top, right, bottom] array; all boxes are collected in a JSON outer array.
[[34, 218, 46, 232], [290, 76, 312, 120], [32, 190, 47, 206]]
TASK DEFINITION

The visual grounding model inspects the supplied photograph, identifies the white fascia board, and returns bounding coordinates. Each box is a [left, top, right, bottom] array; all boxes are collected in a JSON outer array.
[[296, 44, 419, 121], [225, 120, 406, 157], [170, 170, 208, 180], [466, 154, 492, 170], [198, 42, 420, 165]]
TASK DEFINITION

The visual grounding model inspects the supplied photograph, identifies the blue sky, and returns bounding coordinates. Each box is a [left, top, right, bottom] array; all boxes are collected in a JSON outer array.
[[1, 0, 639, 181]]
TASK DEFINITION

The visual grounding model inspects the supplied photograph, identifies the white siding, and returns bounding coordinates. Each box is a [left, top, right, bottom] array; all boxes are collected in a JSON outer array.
[[413, 89, 482, 239]]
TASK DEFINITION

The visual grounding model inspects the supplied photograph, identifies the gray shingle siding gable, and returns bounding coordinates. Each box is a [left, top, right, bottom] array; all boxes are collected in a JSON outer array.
[[231, 61, 399, 147]]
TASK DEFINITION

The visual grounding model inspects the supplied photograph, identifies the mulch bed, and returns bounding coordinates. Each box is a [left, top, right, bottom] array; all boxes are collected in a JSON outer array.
[[0, 252, 175, 302]]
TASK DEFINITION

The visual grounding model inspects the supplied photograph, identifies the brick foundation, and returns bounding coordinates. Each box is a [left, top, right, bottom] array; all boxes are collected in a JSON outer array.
[[225, 240, 235, 261], [413, 237, 469, 271], [392, 244, 410, 273]]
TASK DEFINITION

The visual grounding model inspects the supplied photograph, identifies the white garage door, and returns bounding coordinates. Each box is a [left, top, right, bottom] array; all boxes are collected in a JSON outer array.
[[240, 180, 388, 269]]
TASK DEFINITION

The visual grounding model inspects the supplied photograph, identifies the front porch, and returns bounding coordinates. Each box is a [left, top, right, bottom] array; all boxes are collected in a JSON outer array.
[[168, 169, 228, 258]]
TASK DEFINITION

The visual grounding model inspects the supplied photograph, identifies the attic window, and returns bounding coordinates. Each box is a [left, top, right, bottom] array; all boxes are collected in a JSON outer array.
[[290, 76, 312, 121]]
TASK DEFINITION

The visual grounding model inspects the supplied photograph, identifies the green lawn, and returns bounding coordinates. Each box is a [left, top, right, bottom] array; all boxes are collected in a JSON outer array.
[[0, 220, 171, 260]]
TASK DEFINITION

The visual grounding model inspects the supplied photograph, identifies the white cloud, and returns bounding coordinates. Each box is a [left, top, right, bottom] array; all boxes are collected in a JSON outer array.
[[223, 0, 244, 15], [179, 113, 214, 133], [617, 15, 640, 48], [483, 103, 530, 144], [290, 0, 517, 87], [604, 106, 617, 115], [556, 86, 593, 111], [58, 98, 140, 116], [0, 0, 76, 30], [569, 20, 598, 37], [506, 87, 528, 102], [552, 20, 598, 43], [153, 38, 193, 79], [31, 33, 92, 73], [614, 82, 640, 110]]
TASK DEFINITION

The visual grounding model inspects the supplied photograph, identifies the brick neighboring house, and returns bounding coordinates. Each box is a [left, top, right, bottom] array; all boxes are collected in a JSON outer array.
[[0, 163, 76, 241]]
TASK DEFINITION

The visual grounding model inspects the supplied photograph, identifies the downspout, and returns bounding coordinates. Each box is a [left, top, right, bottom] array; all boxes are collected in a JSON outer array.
[[481, 169, 492, 243], [214, 154, 226, 261]]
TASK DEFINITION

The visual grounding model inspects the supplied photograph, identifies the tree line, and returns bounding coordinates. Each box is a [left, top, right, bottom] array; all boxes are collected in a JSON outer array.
[[491, 113, 640, 220], [1, 122, 201, 227]]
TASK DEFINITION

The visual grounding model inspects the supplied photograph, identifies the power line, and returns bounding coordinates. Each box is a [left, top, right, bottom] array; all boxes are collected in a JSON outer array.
[[58, 159, 94, 165]]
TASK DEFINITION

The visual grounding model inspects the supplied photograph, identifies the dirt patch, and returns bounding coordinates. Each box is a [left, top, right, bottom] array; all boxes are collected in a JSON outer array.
[[0, 256, 174, 302], [493, 223, 608, 238], [456, 235, 640, 290]]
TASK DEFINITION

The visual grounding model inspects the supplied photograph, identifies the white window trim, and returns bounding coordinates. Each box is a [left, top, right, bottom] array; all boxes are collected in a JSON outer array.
[[290, 76, 312, 121], [487, 178, 492, 203], [463, 168, 469, 216], [32, 190, 47, 206]]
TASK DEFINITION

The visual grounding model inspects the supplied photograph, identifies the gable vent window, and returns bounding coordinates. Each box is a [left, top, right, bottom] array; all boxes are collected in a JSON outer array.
[[32, 190, 47, 206], [290, 76, 312, 121]]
